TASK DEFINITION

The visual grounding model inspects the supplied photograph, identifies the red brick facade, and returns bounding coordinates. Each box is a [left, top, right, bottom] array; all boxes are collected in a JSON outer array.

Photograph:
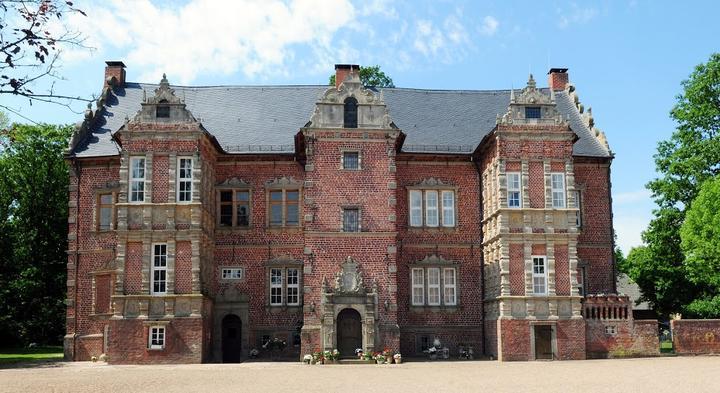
[[64, 64, 624, 363]]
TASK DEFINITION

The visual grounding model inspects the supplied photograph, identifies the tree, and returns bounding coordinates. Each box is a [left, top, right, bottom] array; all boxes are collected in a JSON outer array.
[[328, 65, 395, 88], [1, 1, 90, 114], [0, 122, 71, 346], [621, 53, 720, 318]]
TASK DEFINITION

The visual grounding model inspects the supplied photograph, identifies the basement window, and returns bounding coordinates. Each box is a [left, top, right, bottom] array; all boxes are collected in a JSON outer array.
[[148, 326, 166, 349], [525, 106, 541, 119]]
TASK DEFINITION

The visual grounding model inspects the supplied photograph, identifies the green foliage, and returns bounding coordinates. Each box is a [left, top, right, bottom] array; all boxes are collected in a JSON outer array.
[[328, 65, 395, 88], [621, 53, 720, 318], [681, 176, 720, 287], [0, 122, 72, 346], [0, 346, 63, 365]]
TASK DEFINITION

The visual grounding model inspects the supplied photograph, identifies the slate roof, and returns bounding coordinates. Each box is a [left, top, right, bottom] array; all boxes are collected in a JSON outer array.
[[71, 82, 610, 158]]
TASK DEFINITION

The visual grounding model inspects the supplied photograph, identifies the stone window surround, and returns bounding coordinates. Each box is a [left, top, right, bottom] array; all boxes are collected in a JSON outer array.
[[506, 172, 522, 209], [550, 172, 567, 209], [93, 183, 119, 232], [409, 255, 460, 310], [340, 205, 362, 232], [265, 177, 302, 229], [89, 270, 115, 317], [407, 180, 458, 230], [145, 321, 169, 351], [128, 156, 146, 203], [340, 148, 362, 170], [176, 156, 193, 203], [220, 267, 244, 280], [151, 243, 168, 295], [532, 255, 548, 296], [265, 257, 303, 309]]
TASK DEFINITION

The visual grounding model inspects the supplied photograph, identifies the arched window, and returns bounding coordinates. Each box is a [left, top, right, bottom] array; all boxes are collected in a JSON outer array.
[[344, 97, 358, 128]]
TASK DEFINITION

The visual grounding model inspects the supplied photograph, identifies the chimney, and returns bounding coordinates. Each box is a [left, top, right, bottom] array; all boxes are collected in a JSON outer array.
[[104, 61, 126, 88], [548, 68, 569, 91], [335, 64, 359, 89]]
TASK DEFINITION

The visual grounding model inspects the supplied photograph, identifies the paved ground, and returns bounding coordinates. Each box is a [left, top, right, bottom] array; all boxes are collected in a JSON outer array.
[[0, 356, 717, 393]]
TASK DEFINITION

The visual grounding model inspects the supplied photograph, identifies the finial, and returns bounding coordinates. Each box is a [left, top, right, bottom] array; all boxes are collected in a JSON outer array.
[[527, 73, 536, 89], [510, 87, 515, 103]]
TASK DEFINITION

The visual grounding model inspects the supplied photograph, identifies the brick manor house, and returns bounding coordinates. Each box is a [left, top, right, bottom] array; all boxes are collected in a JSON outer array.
[[64, 62, 627, 363]]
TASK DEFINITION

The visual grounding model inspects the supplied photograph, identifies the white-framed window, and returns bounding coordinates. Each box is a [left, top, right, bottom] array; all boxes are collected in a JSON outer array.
[[427, 268, 441, 305], [532, 256, 547, 295], [411, 268, 425, 306], [443, 268, 457, 305], [177, 157, 193, 202], [573, 190, 582, 227], [551, 173, 566, 208], [148, 326, 165, 349], [409, 189, 456, 228], [605, 325, 617, 335], [342, 151, 360, 170], [221, 268, 243, 280], [507, 172, 521, 208], [270, 268, 283, 305], [442, 191, 455, 227], [269, 267, 301, 306], [151, 244, 167, 294], [409, 190, 423, 227], [425, 191, 439, 227], [129, 157, 146, 203], [286, 268, 300, 306], [411, 266, 458, 307]]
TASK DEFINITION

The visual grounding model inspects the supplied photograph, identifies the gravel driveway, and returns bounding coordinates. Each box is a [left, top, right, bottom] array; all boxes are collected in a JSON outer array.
[[1, 356, 717, 393]]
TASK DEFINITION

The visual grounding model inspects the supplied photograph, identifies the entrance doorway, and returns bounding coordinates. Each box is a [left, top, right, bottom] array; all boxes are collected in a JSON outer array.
[[534, 325, 554, 360], [222, 314, 242, 363], [337, 308, 362, 358]]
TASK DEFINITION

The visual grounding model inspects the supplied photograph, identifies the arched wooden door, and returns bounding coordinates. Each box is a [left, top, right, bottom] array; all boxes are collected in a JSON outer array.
[[222, 314, 242, 363], [336, 308, 362, 358]]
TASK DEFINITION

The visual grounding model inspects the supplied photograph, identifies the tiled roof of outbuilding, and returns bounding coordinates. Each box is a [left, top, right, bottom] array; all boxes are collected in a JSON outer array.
[[70, 82, 611, 158]]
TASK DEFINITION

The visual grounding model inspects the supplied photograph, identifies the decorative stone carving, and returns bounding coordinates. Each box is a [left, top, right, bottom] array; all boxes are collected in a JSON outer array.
[[216, 177, 251, 188], [410, 177, 452, 189], [333, 256, 365, 294], [416, 254, 454, 265], [128, 74, 197, 124], [497, 74, 566, 126], [265, 176, 302, 189]]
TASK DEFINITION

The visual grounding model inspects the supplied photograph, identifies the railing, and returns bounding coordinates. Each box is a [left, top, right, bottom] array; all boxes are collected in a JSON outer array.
[[403, 144, 474, 153], [223, 144, 295, 153], [581, 294, 631, 320]]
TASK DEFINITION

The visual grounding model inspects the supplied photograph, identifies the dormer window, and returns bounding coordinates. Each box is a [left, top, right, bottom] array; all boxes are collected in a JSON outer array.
[[344, 97, 358, 128], [156, 100, 170, 118], [525, 106, 541, 119]]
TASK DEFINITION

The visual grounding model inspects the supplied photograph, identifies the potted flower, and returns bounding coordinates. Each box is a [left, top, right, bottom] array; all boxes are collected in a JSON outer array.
[[383, 348, 393, 364], [303, 354, 313, 364], [332, 349, 340, 363], [427, 346, 438, 360], [374, 353, 386, 364], [393, 353, 402, 364], [312, 350, 323, 365], [323, 350, 333, 364], [362, 351, 374, 363], [355, 348, 364, 359]]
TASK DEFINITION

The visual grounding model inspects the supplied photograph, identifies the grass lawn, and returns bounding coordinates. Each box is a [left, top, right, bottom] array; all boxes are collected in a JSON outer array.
[[0, 346, 63, 365], [660, 341, 674, 353]]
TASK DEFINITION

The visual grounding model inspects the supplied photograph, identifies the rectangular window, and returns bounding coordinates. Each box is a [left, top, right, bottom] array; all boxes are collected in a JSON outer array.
[[151, 244, 167, 294], [149, 326, 165, 349], [409, 190, 423, 227], [425, 190, 439, 227], [236, 191, 250, 226], [218, 190, 251, 227], [286, 268, 300, 305], [156, 106, 170, 118], [342, 208, 360, 232], [269, 190, 300, 227], [342, 151, 360, 170], [98, 193, 114, 230], [177, 158, 193, 202], [525, 106, 541, 119], [442, 191, 455, 227], [219, 191, 233, 227], [573, 190, 582, 227], [577, 266, 586, 297], [411, 268, 425, 306], [443, 268, 457, 306], [270, 268, 283, 305], [507, 172, 521, 208], [551, 173, 566, 208], [221, 268, 243, 280], [427, 268, 441, 305], [532, 256, 547, 295], [129, 157, 145, 203]]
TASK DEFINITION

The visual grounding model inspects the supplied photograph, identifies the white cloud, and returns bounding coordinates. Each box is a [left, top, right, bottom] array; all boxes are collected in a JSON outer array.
[[614, 214, 650, 254], [412, 11, 470, 63], [557, 3, 597, 29], [67, 0, 357, 84], [479, 16, 499, 36]]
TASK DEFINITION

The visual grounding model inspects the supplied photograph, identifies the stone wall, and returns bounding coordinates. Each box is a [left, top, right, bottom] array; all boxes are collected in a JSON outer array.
[[671, 319, 720, 355]]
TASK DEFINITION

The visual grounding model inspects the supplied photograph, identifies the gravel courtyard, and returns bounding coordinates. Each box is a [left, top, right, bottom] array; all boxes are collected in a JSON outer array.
[[1, 356, 717, 393]]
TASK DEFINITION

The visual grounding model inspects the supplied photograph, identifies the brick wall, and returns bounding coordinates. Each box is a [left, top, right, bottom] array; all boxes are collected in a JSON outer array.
[[555, 244, 570, 296], [509, 244, 524, 295], [125, 242, 143, 294], [106, 317, 205, 364], [175, 241, 192, 294], [671, 319, 720, 355]]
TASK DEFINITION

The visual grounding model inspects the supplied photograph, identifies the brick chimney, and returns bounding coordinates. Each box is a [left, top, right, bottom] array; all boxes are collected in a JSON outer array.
[[335, 64, 359, 89], [548, 68, 569, 91], [104, 61, 126, 88]]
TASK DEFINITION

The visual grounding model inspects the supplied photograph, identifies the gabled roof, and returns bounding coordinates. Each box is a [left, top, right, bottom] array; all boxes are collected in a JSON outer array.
[[70, 82, 611, 158]]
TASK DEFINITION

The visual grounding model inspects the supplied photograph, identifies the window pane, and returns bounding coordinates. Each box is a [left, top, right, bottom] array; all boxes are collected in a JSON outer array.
[[270, 191, 283, 201], [409, 190, 423, 227], [100, 194, 113, 204], [411, 268, 424, 306], [220, 191, 233, 202], [525, 106, 541, 119], [271, 269, 282, 285], [219, 204, 233, 226], [343, 152, 359, 170], [286, 203, 299, 225], [427, 268, 440, 305], [442, 191, 455, 227], [270, 204, 283, 225], [236, 191, 249, 201], [99, 207, 112, 230], [286, 191, 299, 201], [426, 191, 438, 227], [343, 208, 360, 232], [237, 205, 249, 226], [287, 268, 299, 285]]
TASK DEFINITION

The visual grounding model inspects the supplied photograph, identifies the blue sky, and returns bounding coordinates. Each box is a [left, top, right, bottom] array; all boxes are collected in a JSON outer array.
[[3, 0, 719, 254]]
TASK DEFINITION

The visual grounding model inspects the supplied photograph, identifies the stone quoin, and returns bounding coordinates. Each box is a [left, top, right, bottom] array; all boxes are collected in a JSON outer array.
[[64, 62, 625, 363]]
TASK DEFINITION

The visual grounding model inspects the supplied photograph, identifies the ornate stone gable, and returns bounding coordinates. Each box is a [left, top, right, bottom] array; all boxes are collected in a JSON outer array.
[[307, 70, 395, 129], [497, 74, 567, 126], [130, 74, 198, 124]]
